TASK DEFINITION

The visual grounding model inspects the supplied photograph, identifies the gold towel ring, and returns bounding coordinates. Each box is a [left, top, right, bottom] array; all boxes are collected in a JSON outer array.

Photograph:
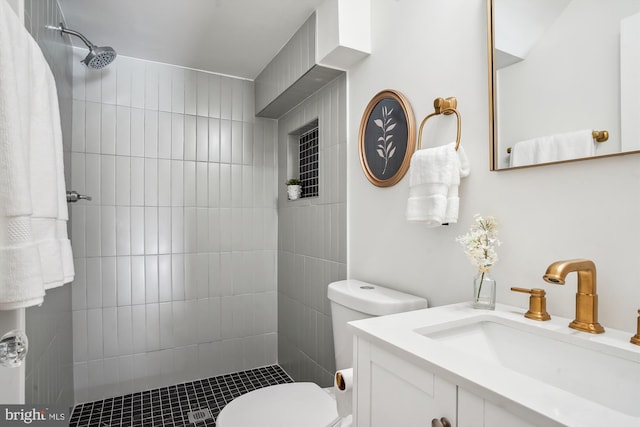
[[417, 97, 462, 151]]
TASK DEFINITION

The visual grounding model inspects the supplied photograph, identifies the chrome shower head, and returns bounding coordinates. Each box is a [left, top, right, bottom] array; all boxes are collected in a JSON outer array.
[[82, 45, 117, 69], [54, 23, 117, 69]]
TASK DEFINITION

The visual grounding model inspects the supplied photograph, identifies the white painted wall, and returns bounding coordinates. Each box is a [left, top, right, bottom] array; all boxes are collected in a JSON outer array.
[[316, 0, 370, 70], [348, 0, 640, 333]]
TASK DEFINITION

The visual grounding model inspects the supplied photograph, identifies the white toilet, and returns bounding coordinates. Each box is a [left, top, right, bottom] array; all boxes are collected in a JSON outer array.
[[216, 279, 428, 427]]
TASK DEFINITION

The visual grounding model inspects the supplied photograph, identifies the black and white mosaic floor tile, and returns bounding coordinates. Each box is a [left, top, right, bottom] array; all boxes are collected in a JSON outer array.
[[69, 365, 293, 426]]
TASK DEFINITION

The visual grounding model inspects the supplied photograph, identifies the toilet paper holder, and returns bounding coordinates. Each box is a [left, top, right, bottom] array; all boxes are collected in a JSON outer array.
[[334, 368, 353, 392]]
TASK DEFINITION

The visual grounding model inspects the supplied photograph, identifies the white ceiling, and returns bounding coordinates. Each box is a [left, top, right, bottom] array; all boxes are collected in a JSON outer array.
[[58, 0, 326, 80]]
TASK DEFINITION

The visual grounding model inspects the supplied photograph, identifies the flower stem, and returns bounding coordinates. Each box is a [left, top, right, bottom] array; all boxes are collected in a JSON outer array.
[[476, 271, 485, 302]]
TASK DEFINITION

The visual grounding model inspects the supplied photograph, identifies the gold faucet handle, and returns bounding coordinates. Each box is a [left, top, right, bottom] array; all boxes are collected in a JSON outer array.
[[510, 287, 551, 321]]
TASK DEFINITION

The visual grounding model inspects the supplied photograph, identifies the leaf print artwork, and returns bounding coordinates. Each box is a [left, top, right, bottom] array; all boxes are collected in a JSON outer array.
[[359, 90, 415, 186], [374, 106, 397, 175]]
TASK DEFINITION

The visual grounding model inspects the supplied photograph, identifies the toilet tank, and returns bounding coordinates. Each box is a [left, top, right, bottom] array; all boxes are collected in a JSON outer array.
[[327, 280, 428, 370]]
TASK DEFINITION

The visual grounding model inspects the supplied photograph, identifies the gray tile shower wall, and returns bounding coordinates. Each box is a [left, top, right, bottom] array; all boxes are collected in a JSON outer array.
[[24, 0, 75, 408], [69, 52, 279, 403], [277, 74, 347, 386]]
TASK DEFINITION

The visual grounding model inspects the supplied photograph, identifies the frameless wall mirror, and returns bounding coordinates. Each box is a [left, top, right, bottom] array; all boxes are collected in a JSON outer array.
[[488, 0, 640, 170]]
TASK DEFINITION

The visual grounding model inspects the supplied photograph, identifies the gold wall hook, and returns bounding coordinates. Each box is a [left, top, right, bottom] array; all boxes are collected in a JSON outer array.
[[417, 97, 462, 151], [511, 287, 551, 321]]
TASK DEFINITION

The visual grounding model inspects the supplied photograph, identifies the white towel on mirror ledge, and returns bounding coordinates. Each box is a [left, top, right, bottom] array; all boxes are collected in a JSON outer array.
[[0, 0, 74, 310], [406, 142, 470, 226], [509, 129, 596, 167]]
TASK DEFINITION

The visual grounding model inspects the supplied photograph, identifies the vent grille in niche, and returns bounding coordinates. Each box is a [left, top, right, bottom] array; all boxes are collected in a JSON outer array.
[[299, 125, 319, 198]]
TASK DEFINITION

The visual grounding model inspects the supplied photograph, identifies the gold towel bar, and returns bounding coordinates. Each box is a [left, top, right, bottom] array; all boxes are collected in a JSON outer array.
[[506, 130, 609, 153], [417, 97, 461, 151]]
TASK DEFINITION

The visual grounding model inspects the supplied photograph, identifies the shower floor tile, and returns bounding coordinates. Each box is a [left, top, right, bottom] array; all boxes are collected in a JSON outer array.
[[69, 365, 293, 426]]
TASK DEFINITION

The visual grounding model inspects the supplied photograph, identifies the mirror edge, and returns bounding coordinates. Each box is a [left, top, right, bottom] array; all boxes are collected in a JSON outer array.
[[487, 0, 497, 171]]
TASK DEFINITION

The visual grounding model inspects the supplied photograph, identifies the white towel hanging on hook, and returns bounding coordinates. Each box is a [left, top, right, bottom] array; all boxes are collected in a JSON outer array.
[[0, 0, 74, 309]]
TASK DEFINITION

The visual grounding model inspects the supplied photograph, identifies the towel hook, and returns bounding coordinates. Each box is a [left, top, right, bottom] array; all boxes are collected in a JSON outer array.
[[417, 97, 462, 151]]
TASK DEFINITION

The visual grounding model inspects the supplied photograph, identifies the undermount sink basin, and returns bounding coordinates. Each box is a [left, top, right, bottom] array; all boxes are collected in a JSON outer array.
[[418, 315, 640, 417]]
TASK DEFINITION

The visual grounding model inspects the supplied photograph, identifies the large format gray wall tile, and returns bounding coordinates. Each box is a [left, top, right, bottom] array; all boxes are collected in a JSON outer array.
[[277, 74, 347, 386], [255, 13, 341, 118], [24, 0, 75, 408], [70, 52, 278, 403]]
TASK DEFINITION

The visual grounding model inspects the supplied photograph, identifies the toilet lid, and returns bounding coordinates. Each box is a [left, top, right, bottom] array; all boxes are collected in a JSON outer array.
[[216, 382, 341, 427]]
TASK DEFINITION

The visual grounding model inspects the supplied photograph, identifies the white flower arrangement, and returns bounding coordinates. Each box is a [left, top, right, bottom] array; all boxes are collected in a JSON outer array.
[[456, 214, 501, 273], [457, 214, 501, 305]]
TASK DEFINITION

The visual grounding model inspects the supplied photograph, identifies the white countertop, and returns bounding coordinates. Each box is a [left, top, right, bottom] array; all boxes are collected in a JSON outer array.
[[348, 302, 640, 427]]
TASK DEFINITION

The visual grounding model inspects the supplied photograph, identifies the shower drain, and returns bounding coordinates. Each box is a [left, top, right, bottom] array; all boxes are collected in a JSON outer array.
[[187, 408, 213, 424]]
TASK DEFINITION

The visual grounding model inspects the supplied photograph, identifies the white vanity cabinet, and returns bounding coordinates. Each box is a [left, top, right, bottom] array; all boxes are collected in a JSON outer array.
[[350, 303, 640, 426], [456, 388, 537, 427], [353, 338, 537, 427], [353, 338, 456, 426]]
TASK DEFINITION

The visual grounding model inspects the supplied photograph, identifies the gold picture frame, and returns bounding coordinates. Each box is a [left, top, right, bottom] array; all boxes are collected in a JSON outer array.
[[358, 89, 416, 187]]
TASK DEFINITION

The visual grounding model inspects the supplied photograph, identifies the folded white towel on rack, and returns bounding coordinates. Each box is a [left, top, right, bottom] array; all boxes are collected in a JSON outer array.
[[406, 142, 469, 226], [443, 147, 470, 224], [509, 129, 595, 167], [0, 0, 74, 309]]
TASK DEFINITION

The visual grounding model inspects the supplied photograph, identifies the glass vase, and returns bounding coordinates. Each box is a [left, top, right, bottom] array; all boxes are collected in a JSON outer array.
[[473, 270, 496, 310]]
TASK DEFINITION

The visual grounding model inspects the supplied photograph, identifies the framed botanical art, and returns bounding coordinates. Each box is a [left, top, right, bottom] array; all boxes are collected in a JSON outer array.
[[358, 89, 416, 187]]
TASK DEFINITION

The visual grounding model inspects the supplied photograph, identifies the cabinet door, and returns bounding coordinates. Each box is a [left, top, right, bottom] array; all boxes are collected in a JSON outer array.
[[354, 339, 456, 427], [458, 387, 540, 427]]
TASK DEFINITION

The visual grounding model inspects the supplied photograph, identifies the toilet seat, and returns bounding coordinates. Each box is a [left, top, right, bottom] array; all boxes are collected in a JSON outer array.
[[216, 382, 341, 427]]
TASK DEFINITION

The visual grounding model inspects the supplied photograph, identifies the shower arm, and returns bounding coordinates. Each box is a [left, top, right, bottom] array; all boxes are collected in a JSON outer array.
[[55, 23, 96, 49], [46, 22, 117, 70]]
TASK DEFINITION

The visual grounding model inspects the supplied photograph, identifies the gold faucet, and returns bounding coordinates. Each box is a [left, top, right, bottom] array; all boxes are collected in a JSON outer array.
[[542, 259, 604, 334]]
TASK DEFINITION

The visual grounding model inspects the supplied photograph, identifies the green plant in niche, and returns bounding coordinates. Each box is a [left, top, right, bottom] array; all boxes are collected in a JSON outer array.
[[286, 178, 302, 200]]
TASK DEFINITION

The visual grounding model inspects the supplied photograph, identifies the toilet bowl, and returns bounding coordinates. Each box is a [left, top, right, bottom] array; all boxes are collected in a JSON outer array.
[[216, 279, 428, 427], [216, 382, 345, 427]]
